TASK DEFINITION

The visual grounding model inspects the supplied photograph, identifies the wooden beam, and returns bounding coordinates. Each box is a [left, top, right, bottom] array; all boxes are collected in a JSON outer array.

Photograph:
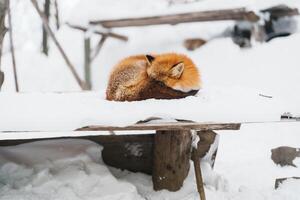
[[0, 134, 154, 146], [0, 134, 155, 175], [67, 23, 128, 41], [90, 8, 259, 28], [76, 122, 241, 131], [261, 6, 299, 19]]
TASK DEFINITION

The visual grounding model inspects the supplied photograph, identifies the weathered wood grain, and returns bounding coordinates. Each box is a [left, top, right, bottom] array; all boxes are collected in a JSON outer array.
[[76, 122, 241, 131], [152, 130, 192, 191], [90, 8, 259, 28], [0, 134, 155, 174]]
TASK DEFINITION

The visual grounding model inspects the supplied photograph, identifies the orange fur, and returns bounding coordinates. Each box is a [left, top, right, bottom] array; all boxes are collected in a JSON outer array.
[[106, 53, 201, 101], [146, 53, 201, 92]]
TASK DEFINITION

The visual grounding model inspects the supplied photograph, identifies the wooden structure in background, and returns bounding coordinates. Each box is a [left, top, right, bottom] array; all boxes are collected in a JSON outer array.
[[67, 23, 128, 90], [7, 0, 19, 92], [0, 121, 240, 200], [90, 8, 259, 27], [31, 0, 87, 90]]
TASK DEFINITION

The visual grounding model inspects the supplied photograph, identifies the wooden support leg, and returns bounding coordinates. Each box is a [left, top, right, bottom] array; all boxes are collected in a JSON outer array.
[[192, 130, 219, 200], [192, 150, 206, 200], [152, 130, 192, 191]]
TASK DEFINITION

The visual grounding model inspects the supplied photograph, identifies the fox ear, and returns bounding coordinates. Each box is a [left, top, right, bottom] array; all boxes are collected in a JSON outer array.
[[145, 55, 155, 65], [170, 62, 184, 78]]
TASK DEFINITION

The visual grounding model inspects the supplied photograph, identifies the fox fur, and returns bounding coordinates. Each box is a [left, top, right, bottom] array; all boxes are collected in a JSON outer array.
[[106, 53, 201, 101]]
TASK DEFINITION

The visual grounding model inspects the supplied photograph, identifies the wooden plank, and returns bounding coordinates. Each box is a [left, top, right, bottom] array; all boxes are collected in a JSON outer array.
[[1, 122, 241, 133], [90, 8, 259, 28], [0, 134, 153, 146], [261, 6, 299, 18], [76, 122, 241, 131], [66, 23, 128, 41], [152, 130, 192, 191], [0, 134, 155, 174]]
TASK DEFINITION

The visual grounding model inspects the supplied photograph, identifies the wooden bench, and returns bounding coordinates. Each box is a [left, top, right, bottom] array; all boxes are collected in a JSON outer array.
[[0, 121, 241, 200]]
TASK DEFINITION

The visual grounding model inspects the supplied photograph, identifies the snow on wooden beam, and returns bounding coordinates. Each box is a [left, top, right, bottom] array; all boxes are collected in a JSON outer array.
[[89, 8, 259, 28]]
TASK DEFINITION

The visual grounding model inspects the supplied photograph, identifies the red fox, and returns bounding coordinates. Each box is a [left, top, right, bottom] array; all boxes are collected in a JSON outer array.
[[106, 53, 201, 101]]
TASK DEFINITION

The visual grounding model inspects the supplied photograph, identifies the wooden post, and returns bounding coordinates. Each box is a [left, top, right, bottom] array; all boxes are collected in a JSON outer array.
[[42, 0, 50, 55], [0, 0, 7, 91], [192, 130, 219, 200], [192, 151, 206, 200], [152, 130, 192, 191], [53, 0, 60, 29], [84, 37, 91, 90], [7, 0, 19, 92], [0, 70, 3, 89]]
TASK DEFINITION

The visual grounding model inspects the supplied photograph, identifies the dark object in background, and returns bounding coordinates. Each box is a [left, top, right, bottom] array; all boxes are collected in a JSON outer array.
[[261, 5, 298, 42], [231, 21, 253, 48], [231, 5, 298, 48], [0, 70, 4, 90], [184, 38, 207, 51], [281, 112, 300, 121], [271, 146, 300, 167], [275, 177, 300, 189]]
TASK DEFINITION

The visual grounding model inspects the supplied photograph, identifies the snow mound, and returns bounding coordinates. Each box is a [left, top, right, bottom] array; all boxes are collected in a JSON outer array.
[[0, 139, 142, 200]]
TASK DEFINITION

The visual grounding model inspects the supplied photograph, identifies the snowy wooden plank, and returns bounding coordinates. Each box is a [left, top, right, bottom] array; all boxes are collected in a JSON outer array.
[[90, 8, 259, 28], [76, 122, 241, 131], [66, 23, 128, 41]]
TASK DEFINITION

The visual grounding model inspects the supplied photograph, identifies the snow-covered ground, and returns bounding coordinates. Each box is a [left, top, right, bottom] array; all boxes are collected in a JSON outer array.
[[0, 0, 300, 199], [0, 127, 299, 200]]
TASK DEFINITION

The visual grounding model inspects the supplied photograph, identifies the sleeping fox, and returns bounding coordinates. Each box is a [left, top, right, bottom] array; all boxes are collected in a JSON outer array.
[[106, 53, 201, 101]]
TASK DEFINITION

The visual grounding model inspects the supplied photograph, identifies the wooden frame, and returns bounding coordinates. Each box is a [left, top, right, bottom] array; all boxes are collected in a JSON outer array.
[[0, 121, 241, 200]]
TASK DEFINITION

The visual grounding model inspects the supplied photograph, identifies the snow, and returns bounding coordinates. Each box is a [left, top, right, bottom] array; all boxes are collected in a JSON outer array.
[[0, 131, 299, 200], [0, 139, 142, 200], [0, 0, 300, 199], [0, 86, 291, 131]]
